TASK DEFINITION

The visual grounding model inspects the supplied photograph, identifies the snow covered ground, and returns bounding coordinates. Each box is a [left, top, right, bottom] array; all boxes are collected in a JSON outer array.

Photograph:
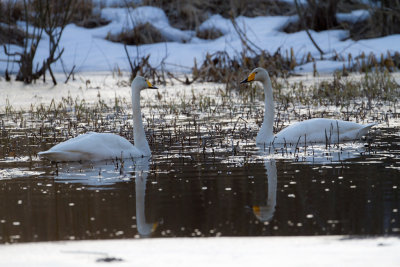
[[1, 5, 399, 75], [1, 236, 400, 266]]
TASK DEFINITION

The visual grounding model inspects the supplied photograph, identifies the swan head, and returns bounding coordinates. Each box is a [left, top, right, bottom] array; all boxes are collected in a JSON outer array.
[[240, 67, 269, 84], [132, 76, 158, 91]]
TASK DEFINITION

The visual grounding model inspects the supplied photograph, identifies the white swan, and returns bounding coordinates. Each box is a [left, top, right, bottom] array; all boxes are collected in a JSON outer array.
[[38, 76, 157, 162], [241, 68, 376, 145]]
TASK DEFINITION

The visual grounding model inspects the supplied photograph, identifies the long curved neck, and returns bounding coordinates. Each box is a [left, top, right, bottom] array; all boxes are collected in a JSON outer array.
[[256, 74, 275, 143], [132, 87, 151, 155], [135, 162, 153, 236]]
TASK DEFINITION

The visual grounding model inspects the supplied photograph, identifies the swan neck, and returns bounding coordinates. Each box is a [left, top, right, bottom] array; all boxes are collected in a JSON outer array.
[[257, 75, 274, 142], [132, 88, 150, 155]]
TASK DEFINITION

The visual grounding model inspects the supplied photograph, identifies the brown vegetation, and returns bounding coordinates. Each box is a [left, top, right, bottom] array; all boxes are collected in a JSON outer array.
[[196, 28, 223, 40], [143, 0, 295, 31], [106, 23, 166, 45], [3, 0, 79, 84], [349, 1, 400, 40]]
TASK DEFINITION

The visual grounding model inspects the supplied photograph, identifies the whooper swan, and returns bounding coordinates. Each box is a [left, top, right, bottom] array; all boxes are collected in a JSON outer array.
[[38, 76, 157, 162], [241, 67, 376, 145]]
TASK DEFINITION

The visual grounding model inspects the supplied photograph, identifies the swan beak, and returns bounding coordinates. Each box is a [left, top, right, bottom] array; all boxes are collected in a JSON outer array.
[[146, 80, 158, 89], [252, 206, 261, 217], [240, 72, 255, 84]]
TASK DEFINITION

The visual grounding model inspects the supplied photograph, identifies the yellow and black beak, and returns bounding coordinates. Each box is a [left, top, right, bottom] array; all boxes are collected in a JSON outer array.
[[240, 72, 255, 84], [146, 80, 158, 89]]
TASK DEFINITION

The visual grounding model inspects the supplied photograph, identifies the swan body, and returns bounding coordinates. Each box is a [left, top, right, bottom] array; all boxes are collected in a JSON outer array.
[[241, 68, 376, 145], [265, 118, 376, 144], [38, 76, 157, 162]]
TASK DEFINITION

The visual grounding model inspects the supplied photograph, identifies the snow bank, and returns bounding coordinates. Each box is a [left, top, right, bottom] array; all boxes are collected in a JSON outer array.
[[0, 236, 399, 267], [0, 6, 399, 75]]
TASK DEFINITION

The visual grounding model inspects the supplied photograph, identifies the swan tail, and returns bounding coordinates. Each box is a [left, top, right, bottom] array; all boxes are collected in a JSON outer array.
[[356, 123, 377, 139], [38, 150, 65, 161]]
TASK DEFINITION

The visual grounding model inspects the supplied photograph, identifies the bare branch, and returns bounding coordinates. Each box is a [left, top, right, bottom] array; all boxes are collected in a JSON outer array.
[[294, 0, 324, 57]]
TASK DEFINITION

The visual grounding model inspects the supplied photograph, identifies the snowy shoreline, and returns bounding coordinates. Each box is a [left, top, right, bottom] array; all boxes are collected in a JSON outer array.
[[1, 236, 399, 266], [2, 6, 399, 76]]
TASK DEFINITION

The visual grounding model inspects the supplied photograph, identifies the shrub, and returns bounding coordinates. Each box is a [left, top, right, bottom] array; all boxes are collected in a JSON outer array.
[[106, 23, 165, 45], [196, 28, 223, 40]]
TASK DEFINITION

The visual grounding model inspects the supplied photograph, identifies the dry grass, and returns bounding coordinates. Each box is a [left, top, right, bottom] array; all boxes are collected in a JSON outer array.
[[349, 1, 400, 40], [106, 23, 166, 45], [196, 28, 223, 40], [142, 0, 295, 31], [192, 48, 296, 87]]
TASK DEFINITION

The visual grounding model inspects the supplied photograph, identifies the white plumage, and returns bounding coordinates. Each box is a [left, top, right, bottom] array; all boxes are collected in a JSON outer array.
[[38, 76, 157, 162], [241, 67, 376, 145]]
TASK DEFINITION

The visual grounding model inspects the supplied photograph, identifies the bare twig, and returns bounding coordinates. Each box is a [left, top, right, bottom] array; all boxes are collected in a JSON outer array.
[[294, 0, 324, 57]]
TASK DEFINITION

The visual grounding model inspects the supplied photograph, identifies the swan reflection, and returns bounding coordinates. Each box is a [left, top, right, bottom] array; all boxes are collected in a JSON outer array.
[[134, 157, 158, 237], [252, 142, 368, 222], [53, 157, 157, 237], [252, 158, 277, 223]]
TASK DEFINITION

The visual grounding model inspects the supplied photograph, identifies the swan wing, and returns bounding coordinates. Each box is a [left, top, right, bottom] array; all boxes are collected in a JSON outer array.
[[274, 118, 375, 144], [38, 132, 145, 161]]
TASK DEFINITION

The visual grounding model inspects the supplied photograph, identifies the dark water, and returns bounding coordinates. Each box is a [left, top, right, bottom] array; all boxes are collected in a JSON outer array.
[[0, 127, 399, 243]]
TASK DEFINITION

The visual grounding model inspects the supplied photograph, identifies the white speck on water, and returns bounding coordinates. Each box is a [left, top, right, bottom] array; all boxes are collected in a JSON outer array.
[[115, 231, 124, 236], [0, 220, 5, 223], [338, 176, 343, 179], [202, 186, 207, 190], [46, 184, 52, 187], [306, 214, 314, 219], [393, 186, 398, 189], [393, 209, 398, 213], [325, 188, 330, 192], [288, 194, 295, 198], [17, 200, 22, 205], [350, 185, 357, 189], [90, 217, 95, 221], [68, 203, 75, 207], [13, 221, 20, 226], [225, 187, 232, 191], [289, 181, 296, 184]]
